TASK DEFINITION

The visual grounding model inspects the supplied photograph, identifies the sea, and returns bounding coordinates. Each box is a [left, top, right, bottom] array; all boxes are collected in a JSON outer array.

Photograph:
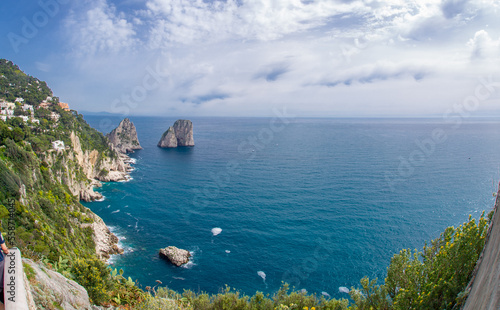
[[82, 115, 500, 300]]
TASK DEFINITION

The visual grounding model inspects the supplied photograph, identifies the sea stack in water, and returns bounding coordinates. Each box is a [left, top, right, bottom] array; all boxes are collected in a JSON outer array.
[[158, 126, 177, 148], [159, 246, 191, 267], [157, 119, 194, 148], [106, 118, 142, 153]]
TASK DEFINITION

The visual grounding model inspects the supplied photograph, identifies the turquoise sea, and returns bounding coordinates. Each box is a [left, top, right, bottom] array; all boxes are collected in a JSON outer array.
[[83, 116, 500, 299]]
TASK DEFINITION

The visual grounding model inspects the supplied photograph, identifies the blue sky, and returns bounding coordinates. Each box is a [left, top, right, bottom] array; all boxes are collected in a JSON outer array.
[[1, 0, 499, 117]]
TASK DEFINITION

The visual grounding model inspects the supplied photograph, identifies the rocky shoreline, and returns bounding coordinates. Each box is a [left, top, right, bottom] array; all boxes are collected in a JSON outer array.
[[81, 152, 136, 261], [78, 119, 140, 261], [82, 211, 124, 261]]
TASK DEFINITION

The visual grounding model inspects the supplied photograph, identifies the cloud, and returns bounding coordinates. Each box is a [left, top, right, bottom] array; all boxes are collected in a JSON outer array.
[[441, 0, 469, 19], [64, 0, 137, 56], [181, 92, 231, 104], [317, 62, 431, 88], [254, 63, 290, 82], [143, 0, 370, 46], [35, 62, 51, 72], [45, 0, 500, 117], [467, 30, 500, 60]]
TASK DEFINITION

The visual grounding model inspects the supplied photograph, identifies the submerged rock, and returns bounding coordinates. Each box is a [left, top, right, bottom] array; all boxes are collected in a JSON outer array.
[[157, 120, 194, 148], [159, 246, 191, 266], [106, 118, 142, 154]]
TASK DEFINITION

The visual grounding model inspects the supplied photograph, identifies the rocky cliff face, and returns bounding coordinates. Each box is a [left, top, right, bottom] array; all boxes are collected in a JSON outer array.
[[173, 119, 195, 146], [82, 211, 124, 260], [157, 126, 177, 148], [106, 118, 142, 154], [157, 119, 194, 148], [43, 131, 132, 202], [24, 259, 93, 310]]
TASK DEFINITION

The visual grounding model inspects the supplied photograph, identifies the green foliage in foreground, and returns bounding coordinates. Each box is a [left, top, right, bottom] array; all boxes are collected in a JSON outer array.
[[129, 212, 491, 310], [34, 211, 488, 308]]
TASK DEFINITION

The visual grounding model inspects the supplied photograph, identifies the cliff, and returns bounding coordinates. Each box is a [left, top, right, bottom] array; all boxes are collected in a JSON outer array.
[[42, 131, 132, 202], [463, 187, 500, 309], [24, 259, 92, 310], [0, 58, 128, 309], [157, 126, 177, 148], [106, 118, 142, 154], [157, 119, 194, 148], [83, 211, 124, 260]]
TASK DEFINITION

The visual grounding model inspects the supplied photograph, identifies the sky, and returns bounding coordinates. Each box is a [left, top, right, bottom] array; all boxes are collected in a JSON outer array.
[[1, 0, 500, 117]]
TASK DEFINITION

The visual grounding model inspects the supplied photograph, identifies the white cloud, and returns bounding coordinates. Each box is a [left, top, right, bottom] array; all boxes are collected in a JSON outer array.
[[64, 0, 137, 56], [144, 0, 371, 46], [467, 30, 499, 60], [49, 0, 500, 117]]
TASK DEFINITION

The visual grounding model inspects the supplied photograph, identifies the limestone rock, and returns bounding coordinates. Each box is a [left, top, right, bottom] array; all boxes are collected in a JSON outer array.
[[81, 211, 124, 261], [45, 131, 133, 202], [106, 118, 142, 154], [173, 119, 194, 146], [23, 259, 92, 310], [157, 120, 194, 148], [157, 126, 177, 148], [159, 246, 191, 266]]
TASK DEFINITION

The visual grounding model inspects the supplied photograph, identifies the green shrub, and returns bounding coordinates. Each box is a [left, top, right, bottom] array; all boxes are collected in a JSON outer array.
[[70, 258, 114, 305], [386, 213, 490, 310]]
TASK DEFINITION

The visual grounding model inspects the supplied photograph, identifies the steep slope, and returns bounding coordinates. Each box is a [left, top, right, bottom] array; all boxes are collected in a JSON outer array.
[[0, 59, 123, 263]]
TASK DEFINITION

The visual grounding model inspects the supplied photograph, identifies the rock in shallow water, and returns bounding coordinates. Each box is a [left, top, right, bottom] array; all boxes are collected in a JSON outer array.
[[159, 246, 191, 267]]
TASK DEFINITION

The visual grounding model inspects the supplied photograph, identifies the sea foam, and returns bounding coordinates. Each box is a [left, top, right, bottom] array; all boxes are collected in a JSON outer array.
[[211, 227, 222, 236]]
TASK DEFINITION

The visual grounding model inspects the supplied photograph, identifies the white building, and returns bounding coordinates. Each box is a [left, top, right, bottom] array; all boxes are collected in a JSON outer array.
[[52, 140, 65, 151], [0, 102, 15, 116], [0, 115, 6, 121], [3, 109, 14, 116], [50, 112, 60, 121], [15, 98, 24, 103], [21, 104, 33, 112]]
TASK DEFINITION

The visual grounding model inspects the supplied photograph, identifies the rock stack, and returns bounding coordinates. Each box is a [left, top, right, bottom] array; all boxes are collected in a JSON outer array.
[[157, 119, 194, 148], [106, 118, 142, 153], [159, 246, 191, 267]]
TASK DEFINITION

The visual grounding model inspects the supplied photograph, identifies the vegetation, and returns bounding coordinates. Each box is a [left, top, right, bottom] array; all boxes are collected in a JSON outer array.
[[0, 59, 52, 106], [0, 59, 127, 306]]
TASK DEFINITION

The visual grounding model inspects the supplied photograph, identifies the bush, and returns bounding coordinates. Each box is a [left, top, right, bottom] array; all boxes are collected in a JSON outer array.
[[70, 258, 114, 305], [385, 212, 490, 309]]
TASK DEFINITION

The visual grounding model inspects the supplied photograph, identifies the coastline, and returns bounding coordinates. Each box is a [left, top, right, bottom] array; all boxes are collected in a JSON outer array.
[[84, 152, 137, 262]]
